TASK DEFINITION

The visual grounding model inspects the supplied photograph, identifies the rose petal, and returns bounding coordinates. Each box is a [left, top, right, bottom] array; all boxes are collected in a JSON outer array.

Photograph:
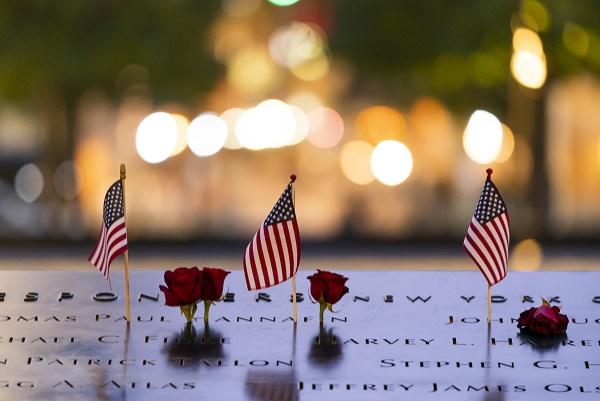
[[159, 285, 181, 307], [200, 267, 230, 301], [167, 267, 202, 304], [517, 307, 535, 329], [325, 281, 349, 305], [533, 305, 560, 324], [308, 274, 327, 302]]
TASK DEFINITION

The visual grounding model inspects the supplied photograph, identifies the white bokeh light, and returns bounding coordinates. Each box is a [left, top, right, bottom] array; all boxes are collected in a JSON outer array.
[[170, 114, 190, 156], [221, 108, 244, 150], [187, 113, 228, 157], [463, 110, 503, 164], [236, 107, 265, 150], [370, 140, 413, 186], [510, 50, 547, 89], [15, 163, 44, 203], [136, 112, 178, 163], [260, 99, 295, 148], [289, 105, 309, 145], [269, 22, 324, 68], [235, 99, 296, 150]]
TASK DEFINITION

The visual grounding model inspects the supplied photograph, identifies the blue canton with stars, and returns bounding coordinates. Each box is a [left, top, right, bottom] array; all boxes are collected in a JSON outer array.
[[474, 178, 506, 224], [264, 184, 295, 226], [103, 180, 125, 227]]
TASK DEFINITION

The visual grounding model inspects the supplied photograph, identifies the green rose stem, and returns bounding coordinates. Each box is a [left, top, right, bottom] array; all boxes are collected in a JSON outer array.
[[319, 302, 327, 324], [180, 303, 197, 323], [203, 300, 212, 324]]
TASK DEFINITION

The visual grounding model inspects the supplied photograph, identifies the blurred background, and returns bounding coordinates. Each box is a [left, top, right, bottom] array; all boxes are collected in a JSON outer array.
[[1, 0, 600, 270]]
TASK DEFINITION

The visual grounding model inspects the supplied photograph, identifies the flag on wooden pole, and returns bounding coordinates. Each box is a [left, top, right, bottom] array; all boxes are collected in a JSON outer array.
[[89, 178, 128, 280], [88, 165, 132, 322], [463, 168, 510, 322], [243, 175, 301, 321]]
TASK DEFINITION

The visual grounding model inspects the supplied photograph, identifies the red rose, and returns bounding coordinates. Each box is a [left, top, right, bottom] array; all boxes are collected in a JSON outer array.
[[308, 270, 349, 305], [159, 267, 230, 306], [517, 302, 568, 336], [160, 267, 203, 306], [198, 267, 230, 301]]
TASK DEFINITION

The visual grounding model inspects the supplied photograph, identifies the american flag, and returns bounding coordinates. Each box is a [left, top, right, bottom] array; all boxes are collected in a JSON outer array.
[[89, 180, 128, 280], [243, 175, 301, 291], [463, 168, 510, 286]]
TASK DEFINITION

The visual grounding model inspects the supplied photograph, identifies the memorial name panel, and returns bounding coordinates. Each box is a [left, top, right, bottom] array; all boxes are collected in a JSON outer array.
[[0, 271, 598, 400]]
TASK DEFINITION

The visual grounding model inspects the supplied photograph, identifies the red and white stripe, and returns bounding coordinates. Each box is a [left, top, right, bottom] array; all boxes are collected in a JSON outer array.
[[243, 218, 300, 291], [89, 217, 128, 279], [464, 213, 510, 286]]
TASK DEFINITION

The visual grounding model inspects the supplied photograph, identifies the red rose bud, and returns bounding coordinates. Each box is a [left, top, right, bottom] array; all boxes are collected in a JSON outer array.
[[198, 267, 230, 324], [308, 270, 349, 323], [198, 267, 230, 301], [160, 267, 203, 307], [517, 300, 568, 336]]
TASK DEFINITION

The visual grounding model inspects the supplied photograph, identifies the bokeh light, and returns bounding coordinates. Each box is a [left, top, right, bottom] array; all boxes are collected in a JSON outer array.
[[511, 50, 547, 89], [496, 124, 516, 163], [236, 100, 296, 150], [563, 22, 589, 57], [267, 0, 301, 7], [512, 238, 543, 271], [355, 105, 406, 144], [135, 112, 178, 164], [170, 114, 190, 156], [269, 22, 324, 68], [54, 161, 82, 200], [306, 107, 344, 148], [260, 99, 296, 148], [221, 108, 244, 150], [289, 105, 309, 145], [370, 140, 413, 186], [286, 91, 323, 111], [463, 110, 503, 164], [15, 163, 44, 203], [520, 0, 550, 32], [511, 27, 547, 89], [222, 0, 260, 17], [236, 107, 265, 150], [290, 53, 330, 81], [228, 47, 279, 95], [339, 140, 375, 185], [512, 27, 543, 54], [187, 113, 228, 157], [268, 20, 330, 81]]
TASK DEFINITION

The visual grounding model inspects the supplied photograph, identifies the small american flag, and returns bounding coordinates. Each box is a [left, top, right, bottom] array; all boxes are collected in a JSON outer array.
[[244, 175, 301, 291], [464, 168, 510, 286], [89, 180, 128, 280]]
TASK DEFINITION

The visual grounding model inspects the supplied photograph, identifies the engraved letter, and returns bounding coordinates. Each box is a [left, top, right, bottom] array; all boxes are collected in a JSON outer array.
[[406, 296, 431, 303], [58, 292, 73, 302], [138, 293, 159, 302], [256, 293, 271, 302], [24, 292, 38, 302], [93, 292, 118, 302]]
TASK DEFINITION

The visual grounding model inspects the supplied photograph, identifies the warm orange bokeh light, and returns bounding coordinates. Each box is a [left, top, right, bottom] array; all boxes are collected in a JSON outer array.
[[355, 106, 406, 144]]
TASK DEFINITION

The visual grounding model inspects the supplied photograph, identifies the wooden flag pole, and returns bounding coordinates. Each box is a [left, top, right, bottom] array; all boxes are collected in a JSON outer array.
[[292, 275, 298, 324], [487, 284, 492, 323], [290, 174, 298, 324], [120, 164, 132, 324]]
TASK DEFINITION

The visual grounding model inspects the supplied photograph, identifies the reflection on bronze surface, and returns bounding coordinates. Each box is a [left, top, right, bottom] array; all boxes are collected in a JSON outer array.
[[308, 325, 343, 368], [162, 322, 225, 368], [244, 370, 299, 401], [517, 331, 568, 354]]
